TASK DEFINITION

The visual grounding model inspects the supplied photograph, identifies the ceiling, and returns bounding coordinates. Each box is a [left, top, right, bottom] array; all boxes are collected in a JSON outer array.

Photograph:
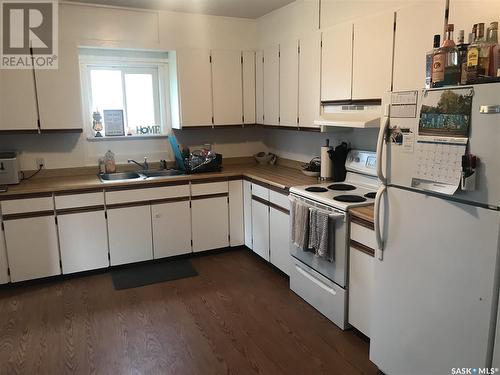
[[65, 0, 296, 19]]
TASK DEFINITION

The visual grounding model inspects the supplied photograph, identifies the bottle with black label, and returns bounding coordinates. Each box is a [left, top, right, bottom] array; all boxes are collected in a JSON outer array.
[[457, 30, 469, 84]]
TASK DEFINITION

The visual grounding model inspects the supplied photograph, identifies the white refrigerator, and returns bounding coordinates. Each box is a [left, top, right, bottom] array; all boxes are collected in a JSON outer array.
[[370, 83, 500, 375]]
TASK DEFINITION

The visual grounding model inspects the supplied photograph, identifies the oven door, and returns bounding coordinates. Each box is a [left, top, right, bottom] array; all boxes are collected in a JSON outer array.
[[289, 194, 348, 288]]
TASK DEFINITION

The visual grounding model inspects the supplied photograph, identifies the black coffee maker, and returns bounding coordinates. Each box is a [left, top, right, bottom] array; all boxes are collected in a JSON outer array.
[[328, 142, 350, 182]]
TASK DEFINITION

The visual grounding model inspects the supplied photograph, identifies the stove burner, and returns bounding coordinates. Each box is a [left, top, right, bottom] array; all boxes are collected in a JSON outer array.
[[333, 195, 367, 203], [328, 183, 356, 191], [305, 186, 328, 193], [364, 192, 376, 199]]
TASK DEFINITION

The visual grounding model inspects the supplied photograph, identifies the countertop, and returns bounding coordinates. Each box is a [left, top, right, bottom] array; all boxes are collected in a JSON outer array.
[[349, 205, 375, 224], [0, 163, 319, 198]]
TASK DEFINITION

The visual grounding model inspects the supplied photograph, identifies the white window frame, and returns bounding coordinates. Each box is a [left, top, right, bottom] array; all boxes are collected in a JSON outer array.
[[80, 53, 170, 140]]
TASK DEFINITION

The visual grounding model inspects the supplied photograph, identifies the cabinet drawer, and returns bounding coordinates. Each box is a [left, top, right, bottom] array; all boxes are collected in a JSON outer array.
[[106, 185, 190, 205], [269, 190, 289, 211], [350, 222, 376, 250], [251, 183, 269, 200], [1, 196, 54, 215], [55, 192, 104, 210], [191, 181, 228, 196]]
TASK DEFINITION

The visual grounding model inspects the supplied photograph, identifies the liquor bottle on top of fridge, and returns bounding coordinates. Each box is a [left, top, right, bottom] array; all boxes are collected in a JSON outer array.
[[487, 22, 499, 77], [467, 23, 488, 83], [426, 34, 441, 88], [432, 24, 460, 87], [457, 30, 469, 85]]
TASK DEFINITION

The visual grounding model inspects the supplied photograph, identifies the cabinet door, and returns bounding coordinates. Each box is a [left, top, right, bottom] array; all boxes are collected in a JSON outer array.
[[269, 207, 291, 275], [0, 218, 10, 284], [349, 247, 374, 337], [448, 0, 500, 37], [263, 45, 280, 126], [0, 70, 38, 131], [393, 1, 446, 91], [255, 50, 264, 124], [299, 32, 321, 128], [177, 49, 213, 127], [243, 180, 253, 249], [107, 205, 153, 266], [229, 180, 244, 247], [212, 49, 243, 125], [251, 199, 269, 261], [242, 51, 256, 124], [279, 39, 299, 127], [152, 200, 191, 258], [58, 210, 109, 274], [321, 23, 353, 101], [191, 196, 229, 252], [352, 11, 394, 99], [4, 215, 60, 282], [36, 42, 83, 130]]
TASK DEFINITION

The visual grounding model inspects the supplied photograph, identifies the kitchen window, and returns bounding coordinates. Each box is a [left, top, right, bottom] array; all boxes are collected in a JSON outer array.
[[79, 49, 170, 139]]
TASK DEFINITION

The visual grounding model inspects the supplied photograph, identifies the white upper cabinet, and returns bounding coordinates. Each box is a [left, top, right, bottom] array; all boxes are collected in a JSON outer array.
[[263, 45, 280, 125], [393, 1, 446, 91], [211, 49, 243, 125], [255, 50, 265, 124], [242, 51, 256, 124], [299, 32, 321, 128], [176, 49, 213, 127], [0, 70, 38, 131], [321, 23, 353, 101], [36, 42, 83, 130], [448, 0, 500, 37], [352, 11, 395, 99], [279, 39, 299, 127]]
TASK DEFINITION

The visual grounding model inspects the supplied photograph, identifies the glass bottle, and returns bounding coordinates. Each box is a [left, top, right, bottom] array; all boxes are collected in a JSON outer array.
[[466, 24, 481, 83], [426, 34, 441, 88], [433, 24, 459, 87], [457, 30, 469, 84], [487, 22, 499, 77]]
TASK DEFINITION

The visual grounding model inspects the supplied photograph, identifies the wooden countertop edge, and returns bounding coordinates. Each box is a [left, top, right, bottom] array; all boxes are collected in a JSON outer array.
[[0, 165, 313, 199], [349, 205, 375, 224]]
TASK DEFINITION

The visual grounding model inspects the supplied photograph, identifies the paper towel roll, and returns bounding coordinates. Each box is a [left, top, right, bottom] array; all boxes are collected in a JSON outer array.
[[320, 146, 332, 180]]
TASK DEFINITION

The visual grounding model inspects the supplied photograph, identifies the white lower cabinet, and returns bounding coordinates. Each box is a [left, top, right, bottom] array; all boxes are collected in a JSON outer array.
[[58, 210, 109, 274], [243, 180, 253, 249], [269, 207, 291, 275], [191, 196, 229, 252], [251, 198, 269, 261], [107, 205, 153, 266], [3, 215, 61, 282], [229, 180, 244, 247], [152, 200, 192, 258], [0, 218, 9, 284], [349, 220, 376, 337]]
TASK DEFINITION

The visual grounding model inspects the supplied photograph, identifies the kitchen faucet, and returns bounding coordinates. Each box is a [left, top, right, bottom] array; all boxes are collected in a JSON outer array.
[[128, 157, 149, 170]]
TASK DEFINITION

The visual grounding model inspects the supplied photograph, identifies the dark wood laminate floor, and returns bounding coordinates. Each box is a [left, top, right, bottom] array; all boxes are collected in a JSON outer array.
[[0, 249, 378, 375]]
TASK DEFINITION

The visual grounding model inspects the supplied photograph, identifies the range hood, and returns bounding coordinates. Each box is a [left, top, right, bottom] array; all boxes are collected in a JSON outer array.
[[315, 99, 383, 131]]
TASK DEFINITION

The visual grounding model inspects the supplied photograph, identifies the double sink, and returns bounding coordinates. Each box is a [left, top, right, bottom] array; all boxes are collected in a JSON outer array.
[[99, 169, 185, 182]]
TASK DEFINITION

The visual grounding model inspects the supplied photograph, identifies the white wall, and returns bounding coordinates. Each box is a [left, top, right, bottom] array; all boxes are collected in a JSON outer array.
[[3, 2, 259, 170]]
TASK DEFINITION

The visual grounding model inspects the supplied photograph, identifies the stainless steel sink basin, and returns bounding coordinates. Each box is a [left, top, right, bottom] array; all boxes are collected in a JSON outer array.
[[98, 172, 143, 182], [140, 169, 185, 178]]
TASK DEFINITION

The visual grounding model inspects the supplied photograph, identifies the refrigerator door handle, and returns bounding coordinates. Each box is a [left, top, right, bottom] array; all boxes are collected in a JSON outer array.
[[376, 116, 389, 184], [374, 185, 386, 260]]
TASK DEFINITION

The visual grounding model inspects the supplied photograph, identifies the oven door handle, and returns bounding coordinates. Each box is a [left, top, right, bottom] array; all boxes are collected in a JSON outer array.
[[374, 185, 386, 260], [376, 116, 389, 184]]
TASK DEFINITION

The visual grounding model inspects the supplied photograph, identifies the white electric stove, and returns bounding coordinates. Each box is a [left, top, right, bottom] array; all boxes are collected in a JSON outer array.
[[288, 150, 378, 330], [290, 150, 379, 211]]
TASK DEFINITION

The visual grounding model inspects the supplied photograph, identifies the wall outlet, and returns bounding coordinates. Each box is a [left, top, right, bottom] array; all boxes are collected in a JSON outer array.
[[36, 158, 45, 169]]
